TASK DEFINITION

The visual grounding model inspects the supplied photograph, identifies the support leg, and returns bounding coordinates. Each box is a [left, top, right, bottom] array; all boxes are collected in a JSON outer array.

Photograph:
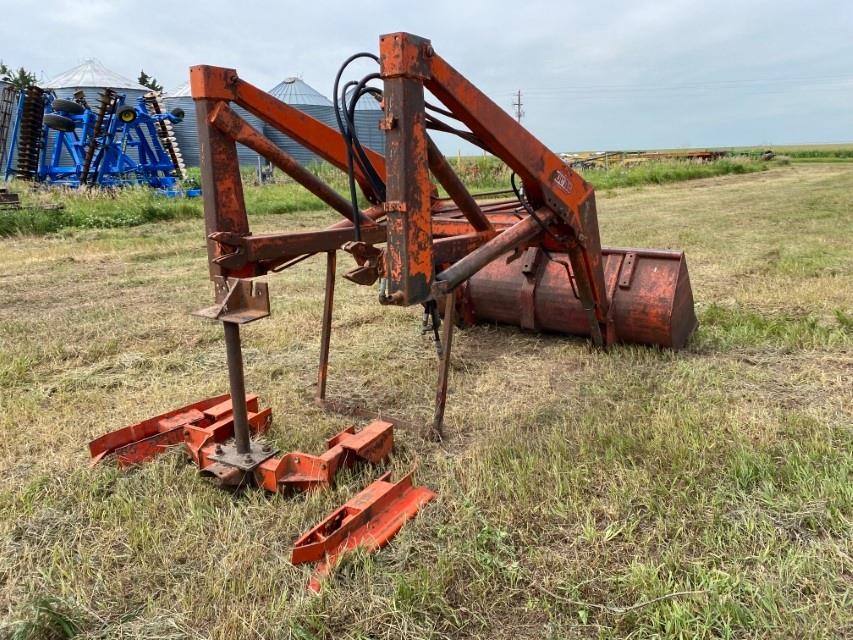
[[316, 251, 337, 402], [223, 321, 251, 454], [431, 293, 456, 441]]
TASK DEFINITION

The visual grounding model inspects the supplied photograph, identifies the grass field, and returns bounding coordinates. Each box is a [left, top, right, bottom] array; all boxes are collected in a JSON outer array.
[[0, 157, 774, 237], [0, 163, 851, 639]]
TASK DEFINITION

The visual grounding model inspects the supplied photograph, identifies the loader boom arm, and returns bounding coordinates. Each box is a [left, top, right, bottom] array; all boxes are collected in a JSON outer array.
[[379, 32, 611, 343]]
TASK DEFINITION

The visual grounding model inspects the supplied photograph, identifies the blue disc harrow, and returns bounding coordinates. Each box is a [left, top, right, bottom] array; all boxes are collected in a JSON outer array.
[[4, 87, 197, 195]]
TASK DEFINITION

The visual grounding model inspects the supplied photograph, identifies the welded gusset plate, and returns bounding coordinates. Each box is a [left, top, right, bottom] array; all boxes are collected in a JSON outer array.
[[291, 470, 436, 592], [193, 276, 270, 324]]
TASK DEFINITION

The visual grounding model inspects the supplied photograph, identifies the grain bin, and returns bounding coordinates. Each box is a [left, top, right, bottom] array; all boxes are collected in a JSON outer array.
[[264, 77, 335, 166], [42, 59, 149, 104], [165, 81, 261, 167]]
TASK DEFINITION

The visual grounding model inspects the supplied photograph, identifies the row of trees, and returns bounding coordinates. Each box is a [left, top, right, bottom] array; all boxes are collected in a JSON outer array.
[[0, 61, 163, 92]]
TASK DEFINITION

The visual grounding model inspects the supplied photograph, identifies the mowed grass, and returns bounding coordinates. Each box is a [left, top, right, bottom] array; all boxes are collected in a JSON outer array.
[[0, 164, 851, 639]]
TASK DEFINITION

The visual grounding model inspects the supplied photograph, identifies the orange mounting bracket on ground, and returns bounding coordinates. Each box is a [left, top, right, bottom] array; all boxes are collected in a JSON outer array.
[[87, 394, 270, 467], [88, 395, 394, 493], [292, 470, 436, 592]]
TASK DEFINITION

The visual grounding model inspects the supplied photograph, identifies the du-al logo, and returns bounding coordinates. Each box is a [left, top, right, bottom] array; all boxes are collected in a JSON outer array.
[[552, 169, 572, 194]]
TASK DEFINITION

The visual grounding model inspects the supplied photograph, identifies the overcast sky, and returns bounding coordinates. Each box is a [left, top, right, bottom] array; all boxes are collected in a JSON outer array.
[[2, 0, 851, 152]]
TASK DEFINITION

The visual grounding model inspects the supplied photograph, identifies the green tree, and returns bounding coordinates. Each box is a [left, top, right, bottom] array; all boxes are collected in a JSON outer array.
[[0, 61, 37, 90], [138, 70, 163, 93]]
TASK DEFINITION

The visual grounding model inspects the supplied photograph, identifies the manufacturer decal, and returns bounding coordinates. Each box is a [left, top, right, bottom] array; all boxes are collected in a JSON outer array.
[[551, 169, 572, 194]]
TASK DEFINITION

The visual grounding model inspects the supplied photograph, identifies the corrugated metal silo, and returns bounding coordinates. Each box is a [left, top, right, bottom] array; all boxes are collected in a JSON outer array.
[[264, 77, 334, 166], [163, 83, 198, 167], [164, 81, 262, 167]]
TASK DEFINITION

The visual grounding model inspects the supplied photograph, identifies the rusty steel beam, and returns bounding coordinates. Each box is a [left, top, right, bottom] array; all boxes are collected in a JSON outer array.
[[208, 102, 371, 225], [195, 97, 254, 279], [234, 78, 385, 191], [316, 252, 336, 402], [223, 322, 251, 454], [431, 292, 456, 440], [426, 136, 493, 233], [381, 70, 434, 306], [432, 231, 493, 265], [434, 208, 555, 293], [216, 226, 387, 264]]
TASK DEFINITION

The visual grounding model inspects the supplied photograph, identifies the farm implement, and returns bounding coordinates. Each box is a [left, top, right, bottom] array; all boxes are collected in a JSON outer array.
[[4, 86, 192, 193], [90, 32, 697, 589]]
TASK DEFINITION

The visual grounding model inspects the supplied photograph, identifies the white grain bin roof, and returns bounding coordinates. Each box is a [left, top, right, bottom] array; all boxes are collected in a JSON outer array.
[[43, 59, 148, 91]]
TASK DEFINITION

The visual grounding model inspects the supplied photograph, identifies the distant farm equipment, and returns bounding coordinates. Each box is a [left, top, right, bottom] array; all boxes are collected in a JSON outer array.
[[3, 86, 195, 194], [561, 148, 729, 170]]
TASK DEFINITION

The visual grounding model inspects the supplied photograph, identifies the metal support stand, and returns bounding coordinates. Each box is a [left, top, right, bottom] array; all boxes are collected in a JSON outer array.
[[317, 251, 336, 402], [223, 321, 251, 454], [431, 294, 456, 440], [193, 278, 273, 471]]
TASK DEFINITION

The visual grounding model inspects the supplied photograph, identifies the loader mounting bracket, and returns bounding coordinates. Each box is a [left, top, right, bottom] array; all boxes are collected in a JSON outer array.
[[292, 470, 436, 592], [193, 276, 270, 324], [88, 395, 396, 495]]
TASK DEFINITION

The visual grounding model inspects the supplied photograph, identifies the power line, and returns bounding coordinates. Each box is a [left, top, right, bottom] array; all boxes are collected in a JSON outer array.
[[524, 72, 853, 91], [518, 74, 853, 97], [513, 89, 524, 123], [519, 86, 853, 105]]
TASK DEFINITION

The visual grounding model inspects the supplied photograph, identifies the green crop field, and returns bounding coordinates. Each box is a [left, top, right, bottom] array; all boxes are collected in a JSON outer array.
[[0, 163, 850, 639]]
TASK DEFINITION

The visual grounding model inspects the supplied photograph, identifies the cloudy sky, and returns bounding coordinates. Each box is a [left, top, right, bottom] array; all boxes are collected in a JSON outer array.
[[2, 0, 851, 152]]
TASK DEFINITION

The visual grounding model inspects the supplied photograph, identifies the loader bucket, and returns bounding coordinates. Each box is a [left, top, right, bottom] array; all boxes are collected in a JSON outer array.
[[463, 247, 698, 348]]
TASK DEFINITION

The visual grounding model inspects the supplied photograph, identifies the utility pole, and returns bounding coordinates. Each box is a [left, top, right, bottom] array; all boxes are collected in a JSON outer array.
[[513, 89, 523, 123]]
